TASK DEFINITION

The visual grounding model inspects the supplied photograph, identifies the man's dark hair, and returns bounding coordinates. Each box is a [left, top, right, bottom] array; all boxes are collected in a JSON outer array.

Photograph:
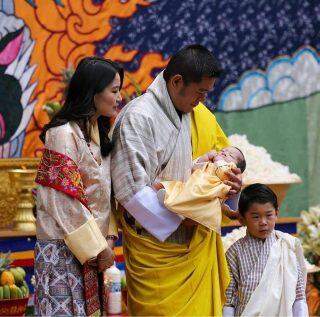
[[234, 146, 246, 173], [163, 44, 222, 85], [238, 183, 278, 216]]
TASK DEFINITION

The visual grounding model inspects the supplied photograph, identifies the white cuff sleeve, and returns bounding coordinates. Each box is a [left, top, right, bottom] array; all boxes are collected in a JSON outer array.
[[223, 306, 235, 317], [64, 217, 108, 264], [293, 299, 309, 317], [124, 186, 183, 242]]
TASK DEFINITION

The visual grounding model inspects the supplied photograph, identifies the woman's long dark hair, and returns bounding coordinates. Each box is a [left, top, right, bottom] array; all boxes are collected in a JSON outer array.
[[40, 56, 124, 157]]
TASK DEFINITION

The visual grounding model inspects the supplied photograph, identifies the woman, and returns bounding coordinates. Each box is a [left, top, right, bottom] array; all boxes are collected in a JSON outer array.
[[34, 56, 123, 316]]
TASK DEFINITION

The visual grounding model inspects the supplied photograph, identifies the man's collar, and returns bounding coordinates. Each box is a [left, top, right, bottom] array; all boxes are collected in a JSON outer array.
[[147, 71, 183, 129]]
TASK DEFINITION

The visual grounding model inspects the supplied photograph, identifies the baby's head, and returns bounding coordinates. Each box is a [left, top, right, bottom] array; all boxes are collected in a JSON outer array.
[[238, 183, 279, 239], [214, 146, 246, 173]]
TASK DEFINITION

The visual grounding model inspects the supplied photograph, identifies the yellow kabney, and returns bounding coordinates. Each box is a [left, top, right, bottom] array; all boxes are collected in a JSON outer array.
[[120, 103, 231, 316]]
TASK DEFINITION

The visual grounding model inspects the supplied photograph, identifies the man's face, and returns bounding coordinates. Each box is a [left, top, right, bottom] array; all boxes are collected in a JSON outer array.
[[169, 75, 216, 113]]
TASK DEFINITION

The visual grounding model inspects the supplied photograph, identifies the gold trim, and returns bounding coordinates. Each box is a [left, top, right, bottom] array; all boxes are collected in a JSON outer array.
[[0, 158, 40, 170], [0, 229, 36, 238]]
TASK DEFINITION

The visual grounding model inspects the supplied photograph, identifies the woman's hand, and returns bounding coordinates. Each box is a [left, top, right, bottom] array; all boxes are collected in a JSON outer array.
[[96, 247, 115, 272]]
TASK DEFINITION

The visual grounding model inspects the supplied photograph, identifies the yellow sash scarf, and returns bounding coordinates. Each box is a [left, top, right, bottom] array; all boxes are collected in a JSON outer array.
[[121, 102, 230, 316]]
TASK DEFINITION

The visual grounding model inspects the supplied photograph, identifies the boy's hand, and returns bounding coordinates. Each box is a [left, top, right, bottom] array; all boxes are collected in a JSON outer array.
[[223, 166, 242, 196]]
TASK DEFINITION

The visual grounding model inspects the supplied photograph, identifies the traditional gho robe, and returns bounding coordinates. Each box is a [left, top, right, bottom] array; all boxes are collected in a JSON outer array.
[[111, 71, 231, 316], [35, 122, 117, 316], [224, 230, 308, 317]]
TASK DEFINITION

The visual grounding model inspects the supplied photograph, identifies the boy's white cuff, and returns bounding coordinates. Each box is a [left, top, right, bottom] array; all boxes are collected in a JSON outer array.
[[64, 217, 108, 264]]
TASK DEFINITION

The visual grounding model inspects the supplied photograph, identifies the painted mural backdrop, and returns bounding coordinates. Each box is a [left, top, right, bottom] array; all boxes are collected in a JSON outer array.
[[0, 0, 319, 212]]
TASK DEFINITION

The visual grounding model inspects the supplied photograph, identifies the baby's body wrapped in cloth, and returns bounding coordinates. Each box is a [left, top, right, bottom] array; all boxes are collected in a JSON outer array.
[[158, 146, 246, 234]]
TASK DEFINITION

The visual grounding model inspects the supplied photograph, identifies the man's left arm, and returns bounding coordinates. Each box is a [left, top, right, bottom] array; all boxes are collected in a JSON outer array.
[[111, 112, 183, 242]]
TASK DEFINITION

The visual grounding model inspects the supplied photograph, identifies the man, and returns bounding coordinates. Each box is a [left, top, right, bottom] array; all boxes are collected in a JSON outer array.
[[111, 44, 242, 316]]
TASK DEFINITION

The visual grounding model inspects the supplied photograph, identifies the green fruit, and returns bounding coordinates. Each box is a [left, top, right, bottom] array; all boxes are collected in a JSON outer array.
[[20, 286, 28, 297], [9, 285, 18, 299], [16, 287, 23, 299], [15, 267, 26, 279], [22, 281, 29, 295], [9, 268, 24, 286], [0, 286, 3, 299], [3, 285, 10, 299]]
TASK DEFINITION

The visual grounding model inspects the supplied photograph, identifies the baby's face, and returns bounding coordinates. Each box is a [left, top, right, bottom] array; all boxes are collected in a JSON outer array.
[[214, 146, 242, 165]]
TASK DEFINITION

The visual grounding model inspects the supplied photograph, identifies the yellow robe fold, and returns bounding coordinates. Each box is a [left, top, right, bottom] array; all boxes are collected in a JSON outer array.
[[161, 161, 236, 234], [122, 102, 230, 316]]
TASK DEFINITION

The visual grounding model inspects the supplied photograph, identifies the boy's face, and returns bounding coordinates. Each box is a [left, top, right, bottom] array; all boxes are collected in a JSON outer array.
[[239, 202, 278, 239]]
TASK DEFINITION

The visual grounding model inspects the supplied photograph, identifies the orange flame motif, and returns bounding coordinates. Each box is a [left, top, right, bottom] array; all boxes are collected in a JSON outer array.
[[12, 0, 168, 157]]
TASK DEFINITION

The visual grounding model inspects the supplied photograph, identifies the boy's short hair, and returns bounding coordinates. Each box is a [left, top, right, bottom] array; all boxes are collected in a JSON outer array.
[[238, 183, 278, 216]]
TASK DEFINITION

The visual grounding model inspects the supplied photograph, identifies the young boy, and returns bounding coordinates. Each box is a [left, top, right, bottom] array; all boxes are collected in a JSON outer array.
[[223, 183, 308, 317]]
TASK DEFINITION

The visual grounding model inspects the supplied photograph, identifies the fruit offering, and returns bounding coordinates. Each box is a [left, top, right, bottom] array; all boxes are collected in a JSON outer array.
[[0, 252, 29, 300]]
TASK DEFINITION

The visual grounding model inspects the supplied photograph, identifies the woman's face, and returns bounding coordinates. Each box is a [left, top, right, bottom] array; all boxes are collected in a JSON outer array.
[[94, 73, 122, 117]]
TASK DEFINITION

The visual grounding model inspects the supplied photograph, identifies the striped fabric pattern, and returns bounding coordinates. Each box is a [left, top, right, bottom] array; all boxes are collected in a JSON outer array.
[[111, 72, 194, 244], [225, 230, 306, 316]]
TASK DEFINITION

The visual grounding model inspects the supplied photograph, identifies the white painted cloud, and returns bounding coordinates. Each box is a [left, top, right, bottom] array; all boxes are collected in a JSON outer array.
[[219, 46, 320, 111]]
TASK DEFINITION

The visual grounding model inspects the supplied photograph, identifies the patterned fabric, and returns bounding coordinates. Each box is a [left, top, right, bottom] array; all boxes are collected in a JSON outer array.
[[34, 240, 86, 316], [82, 263, 102, 316], [225, 230, 306, 316], [36, 122, 111, 240], [35, 124, 107, 315], [36, 148, 89, 209], [101, 1, 320, 109], [111, 71, 194, 244]]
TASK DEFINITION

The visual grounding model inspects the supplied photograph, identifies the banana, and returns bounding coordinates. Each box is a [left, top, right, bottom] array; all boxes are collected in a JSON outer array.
[[0, 286, 3, 299], [16, 287, 23, 299], [3, 285, 10, 299], [9, 285, 18, 299], [22, 281, 29, 296], [20, 285, 27, 297]]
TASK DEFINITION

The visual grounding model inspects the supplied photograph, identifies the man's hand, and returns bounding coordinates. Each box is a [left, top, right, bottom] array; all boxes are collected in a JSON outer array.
[[197, 150, 217, 163], [223, 166, 242, 196]]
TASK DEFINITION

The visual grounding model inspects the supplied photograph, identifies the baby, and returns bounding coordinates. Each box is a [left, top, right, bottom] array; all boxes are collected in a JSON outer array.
[[193, 146, 246, 180], [157, 146, 246, 233]]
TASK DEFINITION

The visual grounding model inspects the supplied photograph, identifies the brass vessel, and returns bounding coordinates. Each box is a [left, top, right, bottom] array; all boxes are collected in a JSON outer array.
[[8, 169, 37, 231]]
